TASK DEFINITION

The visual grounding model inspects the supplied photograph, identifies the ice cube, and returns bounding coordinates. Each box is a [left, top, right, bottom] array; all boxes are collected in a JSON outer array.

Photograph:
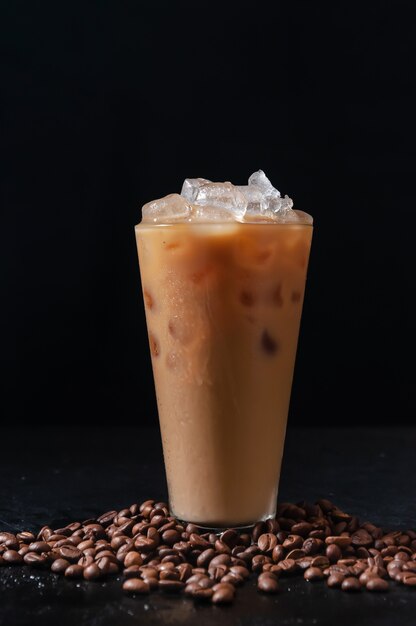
[[248, 170, 281, 199], [181, 178, 212, 202], [236, 185, 268, 213], [142, 193, 192, 223], [182, 179, 247, 220]]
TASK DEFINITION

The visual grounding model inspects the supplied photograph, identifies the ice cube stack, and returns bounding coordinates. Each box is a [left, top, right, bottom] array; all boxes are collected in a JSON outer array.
[[141, 170, 312, 225]]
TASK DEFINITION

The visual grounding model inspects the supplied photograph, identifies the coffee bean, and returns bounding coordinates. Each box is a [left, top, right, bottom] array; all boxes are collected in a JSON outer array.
[[65, 565, 84, 579], [78, 555, 94, 567], [184, 582, 201, 596], [403, 575, 416, 587], [158, 579, 185, 593], [123, 551, 142, 568], [23, 552, 48, 568], [325, 536, 352, 549], [83, 563, 102, 580], [198, 576, 214, 589], [28, 541, 51, 554], [220, 529, 239, 548], [258, 533, 277, 553], [212, 586, 235, 604], [51, 558, 70, 573], [272, 545, 285, 562], [327, 572, 345, 588], [283, 535, 303, 550], [326, 544, 342, 563], [123, 565, 142, 578], [189, 533, 211, 549], [58, 546, 81, 562], [341, 577, 361, 592], [257, 574, 279, 593], [304, 567, 324, 581], [123, 578, 150, 594], [303, 538, 323, 555], [16, 531, 36, 543], [276, 558, 297, 575], [351, 529, 373, 548], [197, 548, 216, 568], [229, 565, 249, 579], [2, 550, 23, 565], [192, 587, 214, 601], [366, 577, 389, 592]]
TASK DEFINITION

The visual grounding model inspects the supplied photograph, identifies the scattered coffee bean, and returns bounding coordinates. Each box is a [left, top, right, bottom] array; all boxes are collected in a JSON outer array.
[[2, 550, 23, 565], [366, 577, 389, 592], [341, 577, 362, 592], [304, 567, 324, 581], [123, 578, 150, 594], [65, 565, 84, 579], [257, 573, 279, 593], [83, 563, 101, 580], [1, 497, 416, 607]]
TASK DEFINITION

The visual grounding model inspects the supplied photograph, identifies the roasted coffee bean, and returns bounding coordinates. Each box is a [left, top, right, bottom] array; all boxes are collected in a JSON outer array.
[[176, 562, 192, 582], [229, 565, 249, 579], [327, 572, 345, 588], [184, 582, 201, 596], [212, 586, 235, 604], [189, 533, 211, 549], [272, 545, 285, 562], [252, 522, 267, 542], [16, 531, 36, 543], [57, 546, 81, 562], [51, 558, 70, 574], [196, 548, 216, 568], [65, 565, 84, 579], [97, 511, 117, 526], [221, 573, 243, 586], [351, 529, 373, 548], [286, 549, 306, 560], [209, 565, 228, 582], [83, 563, 102, 580], [220, 529, 239, 548], [283, 535, 303, 550], [78, 555, 94, 568], [326, 544, 342, 563], [304, 567, 324, 581], [158, 579, 185, 593], [23, 552, 48, 568], [123, 578, 150, 594], [124, 551, 142, 568], [28, 541, 51, 554], [213, 581, 235, 593], [252, 554, 272, 572], [311, 556, 330, 569], [303, 538, 323, 555], [192, 587, 214, 601], [2, 550, 23, 565], [257, 573, 279, 593], [276, 559, 297, 575], [123, 565, 142, 578], [258, 533, 277, 553], [341, 577, 361, 592], [159, 569, 180, 581], [325, 536, 352, 549], [366, 577, 389, 592], [403, 575, 416, 587]]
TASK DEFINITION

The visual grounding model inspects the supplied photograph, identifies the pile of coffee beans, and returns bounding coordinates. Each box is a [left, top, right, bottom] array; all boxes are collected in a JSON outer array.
[[1, 498, 416, 605]]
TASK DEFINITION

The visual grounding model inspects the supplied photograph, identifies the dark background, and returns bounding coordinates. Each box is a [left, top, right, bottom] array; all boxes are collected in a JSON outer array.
[[2, 1, 415, 427]]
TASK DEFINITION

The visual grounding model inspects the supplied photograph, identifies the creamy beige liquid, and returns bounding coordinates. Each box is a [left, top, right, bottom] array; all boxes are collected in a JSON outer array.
[[136, 221, 312, 527]]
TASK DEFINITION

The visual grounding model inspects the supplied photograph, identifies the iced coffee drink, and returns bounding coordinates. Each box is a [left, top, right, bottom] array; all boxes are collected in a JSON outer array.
[[135, 171, 312, 527]]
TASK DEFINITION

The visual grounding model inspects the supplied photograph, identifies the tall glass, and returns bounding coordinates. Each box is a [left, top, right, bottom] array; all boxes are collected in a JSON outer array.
[[135, 220, 312, 528]]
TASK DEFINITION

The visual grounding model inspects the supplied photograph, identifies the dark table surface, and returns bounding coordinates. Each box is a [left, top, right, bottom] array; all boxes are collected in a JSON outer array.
[[1, 426, 415, 626]]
